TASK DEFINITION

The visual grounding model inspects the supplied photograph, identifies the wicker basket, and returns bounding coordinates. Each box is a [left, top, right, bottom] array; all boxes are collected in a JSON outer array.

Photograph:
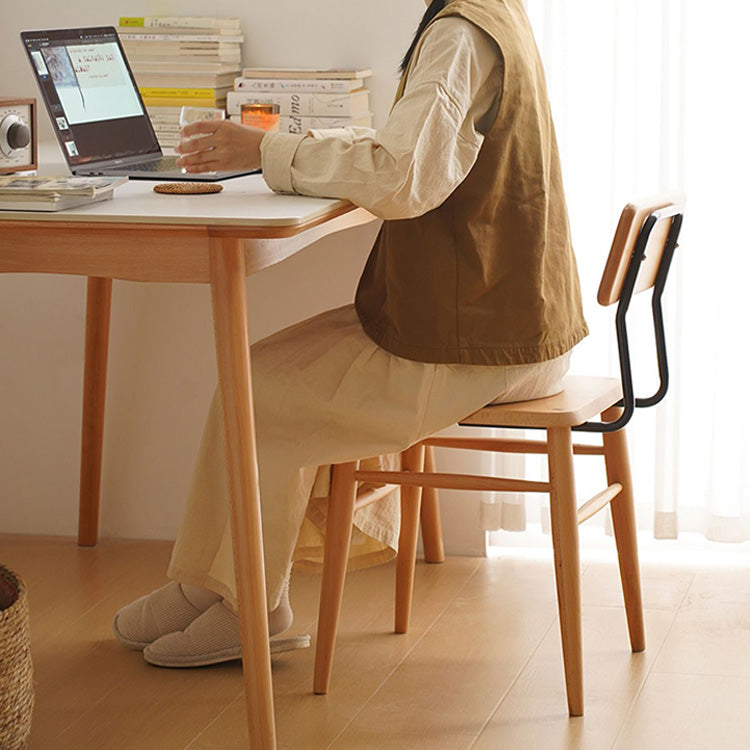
[[0, 565, 33, 749]]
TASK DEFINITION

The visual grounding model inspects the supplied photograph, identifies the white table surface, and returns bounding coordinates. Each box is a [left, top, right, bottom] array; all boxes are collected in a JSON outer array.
[[0, 143, 350, 227], [0, 173, 352, 227]]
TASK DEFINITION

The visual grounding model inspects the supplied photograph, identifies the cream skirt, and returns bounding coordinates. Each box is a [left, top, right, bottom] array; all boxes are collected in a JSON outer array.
[[168, 304, 569, 610]]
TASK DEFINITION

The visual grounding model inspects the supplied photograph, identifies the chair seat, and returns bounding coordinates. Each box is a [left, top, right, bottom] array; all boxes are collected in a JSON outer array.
[[461, 375, 623, 429]]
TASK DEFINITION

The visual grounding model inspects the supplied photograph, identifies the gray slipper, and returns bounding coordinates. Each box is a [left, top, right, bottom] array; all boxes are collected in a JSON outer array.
[[113, 581, 210, 651], [143, 600, 310, 668]]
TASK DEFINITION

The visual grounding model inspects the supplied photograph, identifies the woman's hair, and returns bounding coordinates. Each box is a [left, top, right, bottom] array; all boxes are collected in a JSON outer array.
[[400, 0, 448, 73]]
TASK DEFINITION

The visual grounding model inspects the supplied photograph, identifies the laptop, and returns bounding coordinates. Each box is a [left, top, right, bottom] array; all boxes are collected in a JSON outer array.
[[21, 26, 254, 181]]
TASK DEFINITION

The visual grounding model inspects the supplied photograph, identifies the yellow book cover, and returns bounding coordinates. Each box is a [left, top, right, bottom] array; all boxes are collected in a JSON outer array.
[[139, 87, 226, 99], [141, 96, 226, 108]]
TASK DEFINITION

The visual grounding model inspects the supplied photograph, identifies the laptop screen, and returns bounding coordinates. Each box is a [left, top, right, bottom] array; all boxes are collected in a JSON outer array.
[[21, 27, 161, 168]]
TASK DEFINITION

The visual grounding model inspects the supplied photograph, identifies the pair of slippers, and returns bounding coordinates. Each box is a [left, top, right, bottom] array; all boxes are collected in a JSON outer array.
[[113, 582, 310, 668]]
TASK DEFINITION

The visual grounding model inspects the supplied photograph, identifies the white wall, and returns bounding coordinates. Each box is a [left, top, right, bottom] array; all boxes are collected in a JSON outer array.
[[0, 0, 487, 555]]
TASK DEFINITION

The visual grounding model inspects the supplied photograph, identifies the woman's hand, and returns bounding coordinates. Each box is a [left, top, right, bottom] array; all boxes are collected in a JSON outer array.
[[175, 120, 265, 173]]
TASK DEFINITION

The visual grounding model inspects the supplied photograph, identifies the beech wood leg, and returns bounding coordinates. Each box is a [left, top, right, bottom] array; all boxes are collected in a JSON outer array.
[[77, 277, 112, 547], [420, 444, 445, 563], [395, 442, 426, 634], [209, 238, 276, 750], [602, 407, 646, 653], [314, 461, 358, 695], [547, 427, 584, 717]]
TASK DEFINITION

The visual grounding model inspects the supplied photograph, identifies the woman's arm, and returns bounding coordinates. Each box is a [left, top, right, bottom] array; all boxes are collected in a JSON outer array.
[[177, 18, 502, 220]]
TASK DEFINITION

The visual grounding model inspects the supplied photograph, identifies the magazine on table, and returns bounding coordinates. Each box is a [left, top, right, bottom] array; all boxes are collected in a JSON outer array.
[[0, 175, 128, 197], [0, 175, 128, 212]]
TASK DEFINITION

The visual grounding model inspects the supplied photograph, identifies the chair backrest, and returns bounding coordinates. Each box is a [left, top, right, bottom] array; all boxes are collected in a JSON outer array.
[[575, 192, 685, 433], [597, 192, 686, 307]]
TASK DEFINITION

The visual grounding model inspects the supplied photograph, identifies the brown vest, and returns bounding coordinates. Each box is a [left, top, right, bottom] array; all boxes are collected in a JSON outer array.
[[355, 0, 588, 365]]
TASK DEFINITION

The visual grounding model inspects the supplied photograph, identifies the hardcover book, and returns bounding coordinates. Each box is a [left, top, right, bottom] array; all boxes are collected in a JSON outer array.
[[234, 77, 365, 94], [228, 113, 374, 134], [227, 89, 370, 117], [119, 16, 241, 30], [239, 67, 372, 80]]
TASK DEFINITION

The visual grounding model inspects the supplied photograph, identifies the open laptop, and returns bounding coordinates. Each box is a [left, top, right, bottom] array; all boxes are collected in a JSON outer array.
[[21, 27, 254, 181]]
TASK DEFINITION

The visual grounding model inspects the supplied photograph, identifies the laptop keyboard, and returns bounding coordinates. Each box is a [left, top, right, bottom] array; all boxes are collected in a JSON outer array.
[[126, 157, 180, 173]]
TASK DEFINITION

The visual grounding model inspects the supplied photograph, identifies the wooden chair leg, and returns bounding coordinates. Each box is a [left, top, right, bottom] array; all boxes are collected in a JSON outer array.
[[314, 461, 358, 695], [547, 427, 584, 717], [78, 277, 112, 547], [395, 443, 426, 634], [602, 407, 646, 653], [420, 444, 445, 564]]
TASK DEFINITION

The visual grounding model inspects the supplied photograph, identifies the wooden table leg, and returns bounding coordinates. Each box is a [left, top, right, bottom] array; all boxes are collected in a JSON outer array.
[[78, 277, 112, 547], [209, 238, 277, 749]]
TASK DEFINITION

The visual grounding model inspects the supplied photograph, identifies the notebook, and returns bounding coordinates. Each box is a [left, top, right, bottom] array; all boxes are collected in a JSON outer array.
[[20, 27, 254, 182]]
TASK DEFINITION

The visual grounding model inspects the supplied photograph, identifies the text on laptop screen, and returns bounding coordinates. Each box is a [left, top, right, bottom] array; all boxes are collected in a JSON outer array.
[[22, 27, 161, 166]]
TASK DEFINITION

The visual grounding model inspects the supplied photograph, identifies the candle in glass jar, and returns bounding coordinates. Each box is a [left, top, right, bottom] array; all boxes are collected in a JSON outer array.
[[240, 103, 281, 131]]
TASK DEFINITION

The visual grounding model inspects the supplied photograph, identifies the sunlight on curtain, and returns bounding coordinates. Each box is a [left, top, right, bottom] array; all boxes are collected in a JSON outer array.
[[485, 0, 750, 544]]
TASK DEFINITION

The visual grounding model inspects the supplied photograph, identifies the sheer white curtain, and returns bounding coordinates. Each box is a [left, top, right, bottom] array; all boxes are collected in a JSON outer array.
[[485, 0, 750, 543]]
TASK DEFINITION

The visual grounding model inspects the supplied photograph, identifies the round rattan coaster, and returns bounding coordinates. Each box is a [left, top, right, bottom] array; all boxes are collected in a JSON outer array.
[[153, 182, 223, 195]]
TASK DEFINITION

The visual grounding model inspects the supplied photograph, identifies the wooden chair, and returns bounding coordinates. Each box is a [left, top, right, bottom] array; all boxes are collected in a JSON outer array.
[[313, 193, 685, 716]]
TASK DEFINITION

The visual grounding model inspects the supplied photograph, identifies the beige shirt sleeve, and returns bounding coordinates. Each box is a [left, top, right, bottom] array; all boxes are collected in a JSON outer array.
[[260, 17, 503, 220]]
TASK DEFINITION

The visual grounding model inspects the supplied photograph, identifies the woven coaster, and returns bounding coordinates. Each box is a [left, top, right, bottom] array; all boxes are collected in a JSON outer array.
[[153, 182, 223, 195]]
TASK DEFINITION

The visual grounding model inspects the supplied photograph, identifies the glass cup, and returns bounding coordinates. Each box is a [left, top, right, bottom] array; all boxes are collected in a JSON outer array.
[[240, 102, 281, 132], [178, 106, 226, 174]]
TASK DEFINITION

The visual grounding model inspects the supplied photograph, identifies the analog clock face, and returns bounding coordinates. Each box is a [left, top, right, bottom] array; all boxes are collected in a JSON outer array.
[[0, 99, 36, 173]]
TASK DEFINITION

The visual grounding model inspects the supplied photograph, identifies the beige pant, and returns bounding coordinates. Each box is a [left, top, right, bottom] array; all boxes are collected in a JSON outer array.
[[168, 305, 569, 610]]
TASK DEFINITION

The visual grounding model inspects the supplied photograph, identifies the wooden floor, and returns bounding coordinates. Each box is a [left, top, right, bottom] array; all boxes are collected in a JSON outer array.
[[2, 534, 750, 749]]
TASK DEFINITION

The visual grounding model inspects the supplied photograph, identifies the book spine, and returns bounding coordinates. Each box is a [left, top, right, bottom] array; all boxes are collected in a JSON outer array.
[[229, 114, 373, 134], [119, 16, 240, 29], [227, 91, 368, 117], [142, 97, 226, 108], [146, 106, 188, 116], [151, 122, 182, 131], [138, 87, 229, 98], [118, 32, 243, 43], [124, 51, 242, 62], [122, 44, 242, 57], [240, 68, 372, 80], [131, 62, 241, 71], [135, 71, 235, 80], [234, 78, 359, 93]]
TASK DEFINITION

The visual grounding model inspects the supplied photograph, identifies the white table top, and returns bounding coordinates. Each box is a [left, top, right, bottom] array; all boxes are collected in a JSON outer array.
[[0, 173, 351, 227], [0, 143, 350, 228]]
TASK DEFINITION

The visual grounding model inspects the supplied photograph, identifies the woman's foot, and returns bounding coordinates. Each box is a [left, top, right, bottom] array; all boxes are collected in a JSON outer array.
[[113, 581, 221, 650], [143, 599, 310, 667], [113, 577, 308, 665]]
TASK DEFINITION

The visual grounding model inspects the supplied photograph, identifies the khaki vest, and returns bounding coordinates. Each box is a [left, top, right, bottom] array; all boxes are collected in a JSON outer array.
[[355, 0, 588, 365]]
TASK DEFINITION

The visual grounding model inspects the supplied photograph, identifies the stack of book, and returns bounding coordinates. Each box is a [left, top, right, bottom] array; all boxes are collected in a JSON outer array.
[[117, 15, 244, 149], [0, 175, 128, 212], [227, 68, 373, 134]]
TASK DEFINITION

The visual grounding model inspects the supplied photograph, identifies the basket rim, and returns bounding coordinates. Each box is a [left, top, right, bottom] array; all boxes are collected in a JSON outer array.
[[0, 564, 26, 615]]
